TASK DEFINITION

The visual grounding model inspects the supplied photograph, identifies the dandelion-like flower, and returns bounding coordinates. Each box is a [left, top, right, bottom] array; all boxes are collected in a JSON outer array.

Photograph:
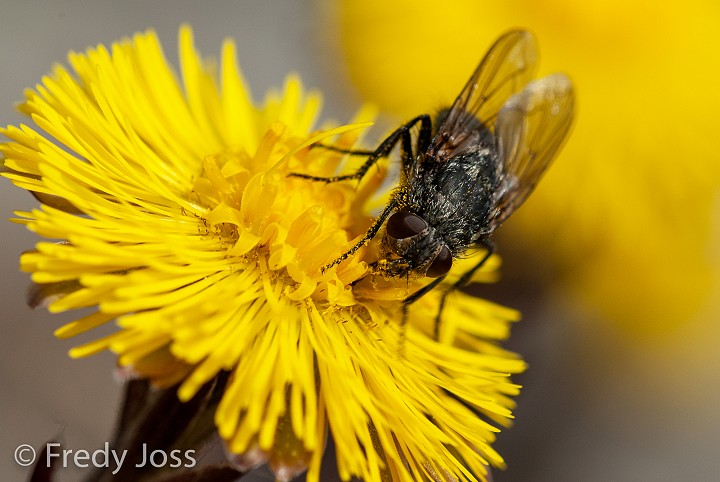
[[2, 26, 525, 482]]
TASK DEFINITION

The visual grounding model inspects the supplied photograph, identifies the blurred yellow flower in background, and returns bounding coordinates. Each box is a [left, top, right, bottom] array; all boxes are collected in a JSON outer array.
[[335, 0, 720, 336]]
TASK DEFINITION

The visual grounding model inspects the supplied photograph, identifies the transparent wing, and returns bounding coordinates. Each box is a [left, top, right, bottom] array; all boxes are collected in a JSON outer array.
[[487, 72, 575, 230], [427, 30, 538, 161]]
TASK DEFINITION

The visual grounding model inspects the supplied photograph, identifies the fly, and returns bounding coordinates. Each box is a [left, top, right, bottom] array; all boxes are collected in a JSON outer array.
[[291, 30, 574, 339]]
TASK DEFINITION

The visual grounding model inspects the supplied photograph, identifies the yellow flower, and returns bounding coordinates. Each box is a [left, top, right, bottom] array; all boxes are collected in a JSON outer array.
[[1, 25, 525, 481], [335, 0, 720, 336]]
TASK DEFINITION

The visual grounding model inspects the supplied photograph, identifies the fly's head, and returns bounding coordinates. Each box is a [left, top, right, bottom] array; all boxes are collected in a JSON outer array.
[[382, 211, 453, 278]]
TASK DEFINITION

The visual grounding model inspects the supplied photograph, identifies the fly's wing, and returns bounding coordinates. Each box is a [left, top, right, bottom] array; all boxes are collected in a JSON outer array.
[[486, 73, 574, 231], [427, 30, 538, 161]]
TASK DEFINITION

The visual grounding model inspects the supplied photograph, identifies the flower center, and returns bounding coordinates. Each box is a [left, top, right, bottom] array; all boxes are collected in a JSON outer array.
[[190, 124, 371, 307]]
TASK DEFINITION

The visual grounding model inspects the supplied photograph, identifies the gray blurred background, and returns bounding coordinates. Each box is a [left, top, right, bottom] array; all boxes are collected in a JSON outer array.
[[1, 1, 719, 481]]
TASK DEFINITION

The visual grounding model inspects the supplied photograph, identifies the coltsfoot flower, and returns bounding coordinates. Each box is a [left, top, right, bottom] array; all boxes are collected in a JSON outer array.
[[2, 25, 525, 482]]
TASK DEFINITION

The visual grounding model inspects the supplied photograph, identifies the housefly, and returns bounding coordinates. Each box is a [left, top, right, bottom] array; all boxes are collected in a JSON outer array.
[[292, 30, 574, 338]]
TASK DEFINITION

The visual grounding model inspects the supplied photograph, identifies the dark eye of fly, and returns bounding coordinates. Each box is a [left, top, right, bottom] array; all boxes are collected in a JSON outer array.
[[386, 211, 428, 239], [426, 245, 453, 278]]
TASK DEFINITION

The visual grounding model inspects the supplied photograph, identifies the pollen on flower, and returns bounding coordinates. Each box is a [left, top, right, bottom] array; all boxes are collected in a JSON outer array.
[[1, 24, 525, 482]]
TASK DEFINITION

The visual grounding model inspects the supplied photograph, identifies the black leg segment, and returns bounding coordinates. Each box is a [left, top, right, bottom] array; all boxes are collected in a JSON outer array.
[[289, 115, 432, 184], [322, 197, 400, 272], [433, 240, 496, 340]]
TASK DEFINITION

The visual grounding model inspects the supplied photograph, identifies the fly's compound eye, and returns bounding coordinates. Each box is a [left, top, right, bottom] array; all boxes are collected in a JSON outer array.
[[386, 211, 428, 239], [426, 245, 452, 278]]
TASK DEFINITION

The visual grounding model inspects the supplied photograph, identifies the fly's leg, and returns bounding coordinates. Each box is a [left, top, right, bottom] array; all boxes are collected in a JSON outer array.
[[433, 240, 495, 340], [396, 273, 448, 349], [288, 114, 432, 183], [312, 115, 433, 271], [399, 242, 494, 342], [311, 144, 376, 156], [404, 275, 448, 305], [322, 198, 399, 272]]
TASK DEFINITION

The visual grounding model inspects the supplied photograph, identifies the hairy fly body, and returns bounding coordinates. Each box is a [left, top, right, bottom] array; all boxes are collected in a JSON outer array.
[[291, 30, 575, 338]]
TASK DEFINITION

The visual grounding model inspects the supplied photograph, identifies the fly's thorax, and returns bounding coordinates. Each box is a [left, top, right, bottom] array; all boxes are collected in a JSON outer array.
[[404, 146, 500, 255]]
